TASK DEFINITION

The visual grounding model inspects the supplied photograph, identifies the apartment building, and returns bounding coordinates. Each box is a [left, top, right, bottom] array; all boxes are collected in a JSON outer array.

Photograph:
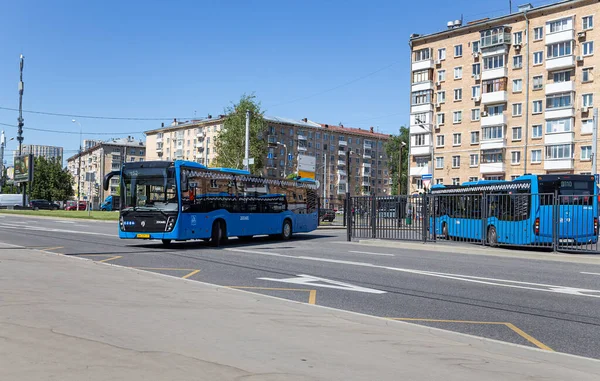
[[408, 0, 598, 193], [66, 137, 146, 202], [144, 115, 392, 207], [18, 144, 64, 162]]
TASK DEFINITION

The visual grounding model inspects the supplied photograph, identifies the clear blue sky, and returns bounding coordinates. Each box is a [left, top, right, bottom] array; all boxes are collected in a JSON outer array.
[[0, 0, 558, 164]]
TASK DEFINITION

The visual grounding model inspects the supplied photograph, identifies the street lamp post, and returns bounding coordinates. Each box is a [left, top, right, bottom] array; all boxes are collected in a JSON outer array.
[[399, 141, 407, 195], [72, 119, 82, 203], [276, 141, 288, 177]]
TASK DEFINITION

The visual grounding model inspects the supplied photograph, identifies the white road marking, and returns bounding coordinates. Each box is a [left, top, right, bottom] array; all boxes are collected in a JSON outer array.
[[258, 274, 386, 294], [10, 221, 29, 225], [0, 223, 114, 237], [54, 220, 76, 224], [581, 272, 600, 276], [225, 248, 600, 299], [348, 250, 394, 257]]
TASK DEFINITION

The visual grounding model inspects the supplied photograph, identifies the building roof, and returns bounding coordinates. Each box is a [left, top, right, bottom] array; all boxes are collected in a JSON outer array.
[[264, 116, 318, 129], [66, 137, 145, 162], [318, 123, 391, 140], [409, 0, 575, 44]]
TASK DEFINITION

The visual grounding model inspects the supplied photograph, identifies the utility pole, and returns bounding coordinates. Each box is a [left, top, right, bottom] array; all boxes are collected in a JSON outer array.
[[244, 110, 250, 171], [399, 141, 406, 195], [323, 154, 327, 206], [17, 55, 25, 207], [592, 108, 598, 176], [0, 131, 4, 193], [72, 120, 82, 203]]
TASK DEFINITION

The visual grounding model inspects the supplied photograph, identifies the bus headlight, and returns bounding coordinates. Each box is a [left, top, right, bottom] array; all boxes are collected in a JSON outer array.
[[119, 216, 125, 231], [165, 217, 175, 232]]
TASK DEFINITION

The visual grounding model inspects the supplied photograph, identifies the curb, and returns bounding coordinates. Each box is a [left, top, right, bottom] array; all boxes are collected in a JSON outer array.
[[0, 211, 116, 224]]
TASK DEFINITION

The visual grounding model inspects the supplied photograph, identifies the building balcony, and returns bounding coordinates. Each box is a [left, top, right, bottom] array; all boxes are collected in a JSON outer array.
[[411, 145, 432, 156], [544, 107, 575, 120], [363, 152, 371, 159], [409, 165, 430, 177], [297, 134, 307, 141], [268, 136, 278, 145], [544, 159, 574, 171], [545, 29, 574, 45], [411, 104, 434, 114], [481, 91, 508, 105], [545, 80, 575, 95], [338, 140, 347, 147], [337, 178, 347, 184], [411, 59, 434, 71], [338, 150, 346, 156], [298, 146, 307, 152], [481, 67, 508, 81], [362, 161, 371, 168], [545, 131, 575, 145], [338, 169, 347, 176], [195, 141, 204, 149], [481, 114, 506, 127], [337, 159, 345, 166], [481, 44, 508, 57], [156, 137, 163, 143], [480, 138, 507, 150], [363, 142, 372, 150], [480, 162, 505, 174], [410, 124, 432, 134], [156, 146, 163, 153], [546, 56, 575, 71], [412, 80, 434, 92], [361, 180, 371, 187], [196, 131, 206, 139]]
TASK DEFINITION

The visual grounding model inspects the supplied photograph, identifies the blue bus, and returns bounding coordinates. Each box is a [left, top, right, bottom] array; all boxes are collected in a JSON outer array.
[[430, 174, 598, 246], [103, 160, 319, 245]]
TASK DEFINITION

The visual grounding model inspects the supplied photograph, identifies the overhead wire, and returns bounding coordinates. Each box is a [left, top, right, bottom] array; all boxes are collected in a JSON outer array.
[[0, 121, 146, 136], [0, 106, 196, 121]]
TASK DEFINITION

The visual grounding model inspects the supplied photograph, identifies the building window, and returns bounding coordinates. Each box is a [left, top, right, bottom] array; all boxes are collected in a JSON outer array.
[[470, 154, 479, 166], [438, 70, 446, 82], [414, 134, 427, 146], [435, 157, 444, 169], [512, 127, 522, 141], [583, 15, 593, 30], [471, 85, 480, 99], [512, 79, 523, 93], [583, 93, 594, 107], [547, 17, 572, 33], [454, 67, 463, 79], [452, 156, 460, 168], [452, 178, 460, 185], [553, 70, 571, 82], [533, 100, 543, 114], [413, 69, 431, 83], [482, 126, 503, 140], [546, 118, 572, 133], [436, 113, 445, 125], [435, 178, 444, 185], [533, 51, 543, 65], [482, 78, 507, 93], [513, 55, 523, 69], [436, 135, 445, 147], [453, 111, 462, 124], [472, 63, 481, 76], [414, 48, 431, 61], [411, 90, 432, 105], [513, 31, 523, 45], [483, 54, 505, 70], [454, 44, 462, 57], [546, 41, 572, 59], [472, 41, 480, 54], [581, 146, 592, 160], [534, 27, 543, 40], [512, 103, 522, 116], [481, 150, 503, 163], [438, 48, 446, 60], [437, 91, 446, 103], [546, 144, 572, 160], [453, 88, 462, 101], [453, 133, 462, 146], [469, 176, 479, 182], [546, 92, 573, 109], [487, 104, 504, 116], [471, 131, 480, 144], [533, 75, 543, 90], [471, 108, 480, 121], [582, 119, 593, 134], [511, 151, 521, 164], [582, 67, 592, 82], [583, 42, 594, 56], [531, 149, 542, 163]]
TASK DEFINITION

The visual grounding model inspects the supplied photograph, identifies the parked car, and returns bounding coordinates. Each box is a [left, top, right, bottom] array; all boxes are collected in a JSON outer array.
[[29, 200, 60, 210], [64, 200, 87, 211], [319, 208, 336, 222], [0, 194, 28, 208]]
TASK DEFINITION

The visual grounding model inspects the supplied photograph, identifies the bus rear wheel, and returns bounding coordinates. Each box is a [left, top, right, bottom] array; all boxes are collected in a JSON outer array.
[[281, 219, 292, 240], [211, 220, 227, 247], [442, 223, 449, 240], [161, 239, 172, 246], [487, 226, 498, 246]]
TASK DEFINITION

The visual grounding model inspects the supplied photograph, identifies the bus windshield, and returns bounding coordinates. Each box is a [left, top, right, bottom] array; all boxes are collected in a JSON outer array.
[[122, 166, 178, 212]]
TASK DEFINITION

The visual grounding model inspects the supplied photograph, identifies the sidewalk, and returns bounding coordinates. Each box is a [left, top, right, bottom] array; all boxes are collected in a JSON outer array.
[[1, 245, 599, 380]]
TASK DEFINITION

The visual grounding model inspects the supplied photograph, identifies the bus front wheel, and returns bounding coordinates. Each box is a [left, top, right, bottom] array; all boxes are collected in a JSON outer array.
[[281, 219, 292, 240], [161, 239, 172, 246], [487, 226, 498, 246]]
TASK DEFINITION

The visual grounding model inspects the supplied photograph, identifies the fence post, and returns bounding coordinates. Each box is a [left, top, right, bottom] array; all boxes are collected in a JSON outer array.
[[317, 197, 321, 227], [370, 196, 376, 239], [481, 193, 487, 246], [346, 193, 351, 241], [553, 190, 558, 252], [343, 198, 347, 227], [420, 193, 426, 243], [431, 195, 436, 242]]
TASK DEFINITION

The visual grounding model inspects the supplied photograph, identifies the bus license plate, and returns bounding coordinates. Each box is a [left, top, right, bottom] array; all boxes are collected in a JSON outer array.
[[136, 234, 150, 239], [559, 239, 574, 244]]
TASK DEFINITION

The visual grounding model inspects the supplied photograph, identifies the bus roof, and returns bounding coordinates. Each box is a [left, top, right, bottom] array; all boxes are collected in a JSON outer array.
[[209, 167, 251, 175]]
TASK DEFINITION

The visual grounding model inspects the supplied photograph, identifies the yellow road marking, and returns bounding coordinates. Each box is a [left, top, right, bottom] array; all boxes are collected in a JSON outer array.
[[228, 287, 317, 305], [78, 254, 117, 257], [389, 318, 552, 351], [98, 256, 122, 263], [135, 267, 197, 271], [41, 246, 64, 251], [182, 269, 201, 279]]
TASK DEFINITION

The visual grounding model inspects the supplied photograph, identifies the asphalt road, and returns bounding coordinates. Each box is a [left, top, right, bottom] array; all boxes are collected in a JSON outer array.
[[1, 213, 600, 359]]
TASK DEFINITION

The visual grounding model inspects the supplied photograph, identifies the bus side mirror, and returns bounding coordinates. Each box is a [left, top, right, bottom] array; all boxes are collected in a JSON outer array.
[[180, 172, 189, 192], [103, 171, 119, 191]]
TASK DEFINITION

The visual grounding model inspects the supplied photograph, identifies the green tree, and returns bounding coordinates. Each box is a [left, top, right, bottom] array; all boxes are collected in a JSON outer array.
[[214, 94, 267, 175], [30, 157, 74, 201], [384, 127, 409, 195]]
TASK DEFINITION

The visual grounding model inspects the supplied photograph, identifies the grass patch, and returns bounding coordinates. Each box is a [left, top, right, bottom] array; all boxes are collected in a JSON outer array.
[[0, 209, 119, 221]]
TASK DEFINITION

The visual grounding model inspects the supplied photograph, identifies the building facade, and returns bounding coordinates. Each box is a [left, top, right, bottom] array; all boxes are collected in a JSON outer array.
[[66, 137, 146, 202], [408, 0, 598, 193], [145, 116, 392, 208], [18, 144, 64, 162]]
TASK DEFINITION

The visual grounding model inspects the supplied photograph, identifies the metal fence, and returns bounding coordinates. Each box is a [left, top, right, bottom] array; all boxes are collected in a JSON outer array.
[[347, 193, 600, 254], [317, 197, 347, 226]]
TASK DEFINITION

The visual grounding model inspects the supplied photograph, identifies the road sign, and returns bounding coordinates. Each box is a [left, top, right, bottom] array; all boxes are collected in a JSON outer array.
[[267, 152, 273, 159], [243, 158, 255, 166], [258, 274, 386, 294], [288, 153, 293, 161], [421, 174, 432, 180]]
